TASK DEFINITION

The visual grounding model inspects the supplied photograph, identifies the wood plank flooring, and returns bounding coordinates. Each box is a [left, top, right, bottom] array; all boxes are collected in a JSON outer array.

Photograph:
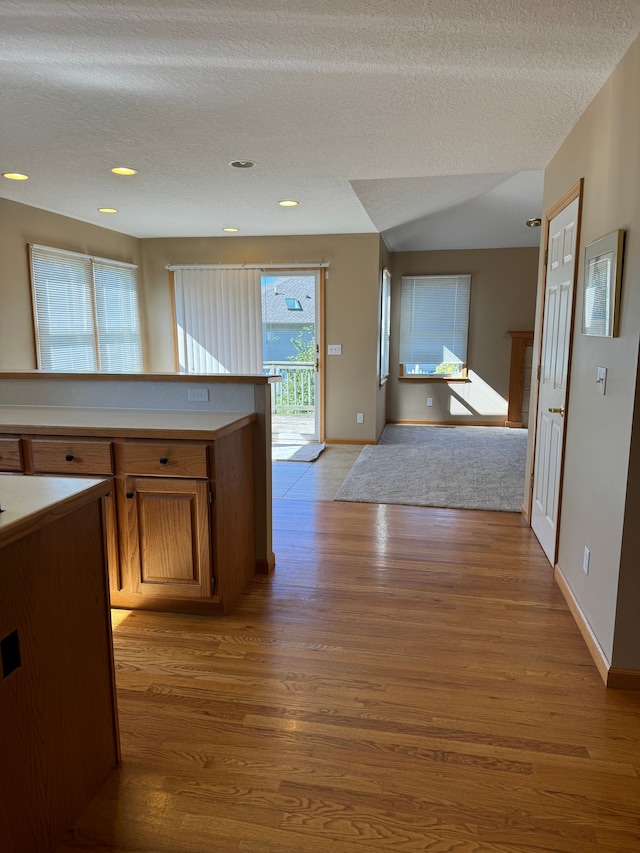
[[57, 499, 640, 853]]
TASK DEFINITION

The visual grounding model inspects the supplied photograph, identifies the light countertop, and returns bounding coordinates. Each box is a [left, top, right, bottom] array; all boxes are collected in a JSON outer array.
[[0, 475, 109, 550], [0, 406, 256, 440]]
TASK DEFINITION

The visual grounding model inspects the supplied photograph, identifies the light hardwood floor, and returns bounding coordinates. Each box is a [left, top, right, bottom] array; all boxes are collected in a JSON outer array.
[[56, 470, 640, 852]]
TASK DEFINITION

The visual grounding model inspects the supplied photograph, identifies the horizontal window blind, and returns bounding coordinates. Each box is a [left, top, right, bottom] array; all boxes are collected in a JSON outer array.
[[399, 274, 470, 373], [30, 245, 142, 372], [93, 261, 143, 372]]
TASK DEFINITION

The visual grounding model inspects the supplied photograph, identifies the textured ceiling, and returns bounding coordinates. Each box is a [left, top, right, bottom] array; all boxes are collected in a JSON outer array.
[[1, 1, 639, 249]]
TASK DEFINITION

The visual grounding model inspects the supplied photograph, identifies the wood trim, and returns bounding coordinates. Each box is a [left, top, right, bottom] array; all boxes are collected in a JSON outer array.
[[546, 179, 584, 222], [0, 371, 278, 384], [398, 368, 468, 382], [109, 590, 224, 615], [555, 565, 640, 690], [607, 669, 640, 691], [325, 438, 376, 445], [28, 243, 44, 369], [386, 419, 506, 427], [319, 266, 326, 444], [88, 259, 102, 369], [526, 178, 584, 525], [256, 551, 276, 574], [554, 564, 610, 686], [506, 330, 534, 428], [169, 270, 179, 372]]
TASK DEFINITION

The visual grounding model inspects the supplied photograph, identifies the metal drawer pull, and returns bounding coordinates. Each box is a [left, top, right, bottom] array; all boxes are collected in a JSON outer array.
[[126, 492, 134, 499], [65, 454, 74, 462], [159, 457, 169, 464]]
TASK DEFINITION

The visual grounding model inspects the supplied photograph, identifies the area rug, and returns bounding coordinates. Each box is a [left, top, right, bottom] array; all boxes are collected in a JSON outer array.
[[272, 443, 326, 462], [335, 426, 526, 511]]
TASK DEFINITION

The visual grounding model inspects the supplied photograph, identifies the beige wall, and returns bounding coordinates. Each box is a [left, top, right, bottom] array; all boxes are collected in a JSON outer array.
[[533, 33, 640, 667], [387, 248, 539, 423], [0, 198, 142, 371], [139, 233, 382, 442]]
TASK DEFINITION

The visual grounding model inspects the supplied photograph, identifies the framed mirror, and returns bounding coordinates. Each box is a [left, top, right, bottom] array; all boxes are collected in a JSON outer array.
[[581, 229, 624, 337]]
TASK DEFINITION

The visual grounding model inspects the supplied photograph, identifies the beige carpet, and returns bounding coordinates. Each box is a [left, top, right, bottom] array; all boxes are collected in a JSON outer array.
[[335, 426, 527, 511]]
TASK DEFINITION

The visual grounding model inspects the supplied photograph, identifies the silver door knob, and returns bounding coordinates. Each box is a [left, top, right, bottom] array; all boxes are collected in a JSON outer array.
[[548, 406, 565, 417]]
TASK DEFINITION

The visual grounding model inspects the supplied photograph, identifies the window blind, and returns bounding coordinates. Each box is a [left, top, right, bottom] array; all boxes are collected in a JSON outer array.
[[399, 275, 470, 374], [93, 261, 143, 372], [173, 267, 263, 374], [30, 245, 142, 372]]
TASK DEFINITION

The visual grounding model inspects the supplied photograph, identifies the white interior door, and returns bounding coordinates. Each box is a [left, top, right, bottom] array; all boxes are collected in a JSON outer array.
[[531, 196, 579, 564]]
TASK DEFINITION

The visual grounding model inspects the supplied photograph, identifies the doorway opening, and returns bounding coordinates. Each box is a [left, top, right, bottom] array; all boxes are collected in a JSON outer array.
[[261, 270, 322, 443]]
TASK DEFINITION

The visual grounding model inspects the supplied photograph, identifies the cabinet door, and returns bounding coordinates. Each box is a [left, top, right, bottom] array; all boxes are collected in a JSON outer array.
[[0, 437, 23, 472], [123, 477, 212, 599]]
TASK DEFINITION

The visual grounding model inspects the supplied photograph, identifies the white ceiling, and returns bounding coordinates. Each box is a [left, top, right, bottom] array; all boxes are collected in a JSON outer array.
[[1, 1, 639, 250]]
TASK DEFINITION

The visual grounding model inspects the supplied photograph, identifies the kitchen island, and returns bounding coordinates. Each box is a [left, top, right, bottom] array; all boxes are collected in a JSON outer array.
[[0, 369, 281, 615], [0, 475, 119, 853]]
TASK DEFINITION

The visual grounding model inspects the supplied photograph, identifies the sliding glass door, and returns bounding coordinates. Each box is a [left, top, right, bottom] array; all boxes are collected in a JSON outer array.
[[261, 270, 321, 442]]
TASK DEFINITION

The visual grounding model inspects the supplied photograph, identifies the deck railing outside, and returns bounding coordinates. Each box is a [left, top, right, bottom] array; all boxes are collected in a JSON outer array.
[[264, 361, 315, 414]]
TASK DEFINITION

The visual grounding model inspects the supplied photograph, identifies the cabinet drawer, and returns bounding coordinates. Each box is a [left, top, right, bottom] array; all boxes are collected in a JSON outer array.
[[119, 443, 208, 478], [31, 439, 114, 475], [0, 438, 23, 471]]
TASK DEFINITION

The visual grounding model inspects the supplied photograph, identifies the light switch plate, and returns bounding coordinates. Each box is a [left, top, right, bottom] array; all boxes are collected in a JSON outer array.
[[596, 366, 607, 396], [327, 344, 342, 355]]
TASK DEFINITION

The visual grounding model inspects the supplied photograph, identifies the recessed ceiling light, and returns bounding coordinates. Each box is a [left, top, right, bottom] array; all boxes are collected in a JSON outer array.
[[229, 160, 256, 169], [3, 172, 29, 180], [526, 217, 542, 227], [111, 166, 137, 175], [223, 227, 239, 233], [278, 199, 298, 207], [98, 208, 118, 214]]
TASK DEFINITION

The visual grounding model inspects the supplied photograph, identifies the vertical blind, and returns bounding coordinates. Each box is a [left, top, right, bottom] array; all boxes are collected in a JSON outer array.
[[173, 267, 263, 374], [30, 245, 142, 372], [399, 274, 471, 372]]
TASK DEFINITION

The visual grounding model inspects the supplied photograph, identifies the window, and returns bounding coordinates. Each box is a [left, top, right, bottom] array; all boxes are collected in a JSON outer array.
[[285, 297, 303, 311], [399, 274, 470, 378], [30, 245, 143, 372], [379, 268, 391, 383]]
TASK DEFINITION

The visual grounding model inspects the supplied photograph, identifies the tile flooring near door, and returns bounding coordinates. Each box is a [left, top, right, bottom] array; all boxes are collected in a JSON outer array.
[[272, 443, 362, 501]]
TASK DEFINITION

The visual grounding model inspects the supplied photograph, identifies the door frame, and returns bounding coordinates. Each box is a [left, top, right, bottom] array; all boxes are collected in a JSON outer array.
[[525, 179, 583, 557], [264, 267, 325, 443]]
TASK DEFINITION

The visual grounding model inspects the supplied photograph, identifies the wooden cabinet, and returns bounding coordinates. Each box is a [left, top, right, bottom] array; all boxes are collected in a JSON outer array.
[[0, 477, 119, 853], [0, 437, 23, 471], [118, 441, 207, 478], [1, 419, 256, 616], [30, 438, 114, 475], [120, 476, 213, 599]]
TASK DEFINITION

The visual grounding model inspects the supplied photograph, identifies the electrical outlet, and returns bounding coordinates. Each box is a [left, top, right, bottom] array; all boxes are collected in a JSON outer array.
[[188, 388, 209, 402], [583, 546, 590, 576], [356, 412, 364, 424], [427, 397, 433, 407]]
